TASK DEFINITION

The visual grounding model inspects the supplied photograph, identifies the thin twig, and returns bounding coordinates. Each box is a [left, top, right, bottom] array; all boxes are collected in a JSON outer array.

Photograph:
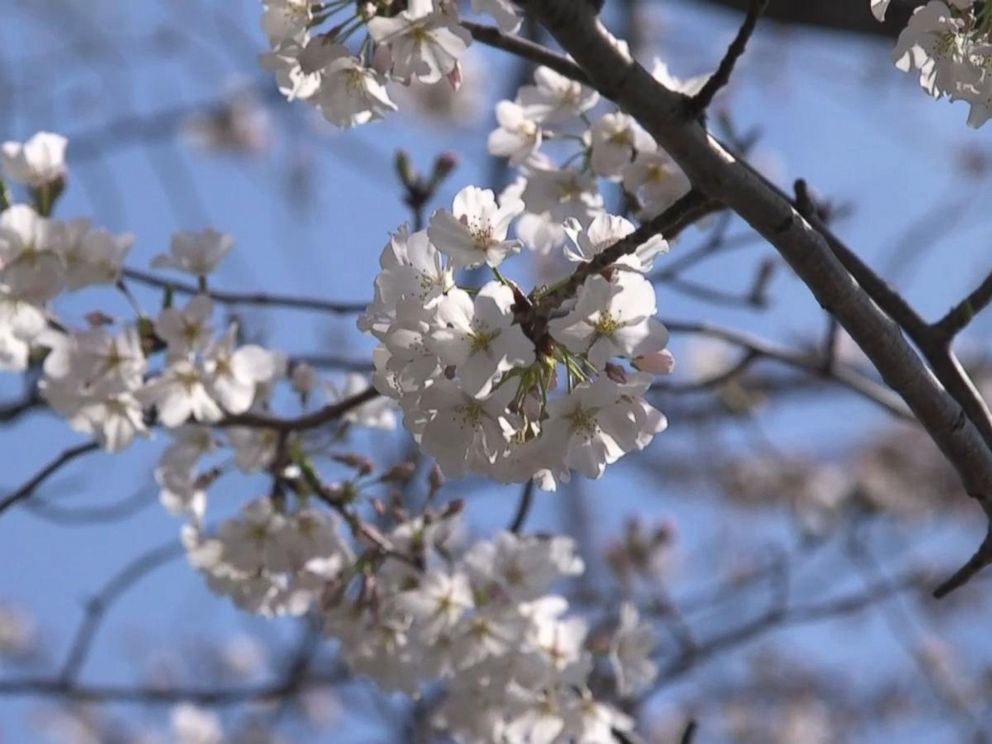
[[461, 21, 589, 85], [685, 0, 769, 117], [23, 487, 155, 526], [0, 670, 348, 706], [122, 268, 367, 315], [653, 350, 758, 393], [660, 567, 933, 681], [0, 441, 101, 516], [217, 387, 379, 432], [509, 480, 535, 533], [664, 320, 911, 419], [536, 191, 715, 314], [0, 387, 44, 423], [794, 180, 992, 450], [934, 525, 992, 599], [934, 270, 992, 340], [59, 541, 184, 683], [680, 720, 699, 744]]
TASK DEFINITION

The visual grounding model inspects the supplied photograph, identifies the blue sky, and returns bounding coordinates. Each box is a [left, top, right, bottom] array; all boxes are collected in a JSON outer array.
[[1, 0, 991, 741]]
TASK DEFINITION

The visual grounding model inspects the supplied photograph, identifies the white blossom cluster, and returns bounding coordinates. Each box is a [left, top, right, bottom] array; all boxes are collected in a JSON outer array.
[[2, 129, 665, 739], [489, 62, 697, 253], [873, 0, 992, 127], [0, 131, 391, 504], [180, 514, 660, 742], [324, 524, 658, 742], [182, 497, 354, 617], [257, 0, 520, 129], [359, 183, 675, 490]]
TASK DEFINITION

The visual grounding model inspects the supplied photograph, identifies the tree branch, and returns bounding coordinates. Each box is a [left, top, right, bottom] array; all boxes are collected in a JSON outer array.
[[664, 320, 911, 419], [59, 541, 184, 684], [934, 270, 992, 340], [686, 0, 768, 118], [0, 441, 101, 516], [521, 0, 992, 593], [462, 21, 589, 84], [0, 670, 347, 706], [691, 0, 922, 39], [509, 479, 535, 533], [122, 268, 367, 315], [793, 181, 992, 450], [216, 387, 379, 432]]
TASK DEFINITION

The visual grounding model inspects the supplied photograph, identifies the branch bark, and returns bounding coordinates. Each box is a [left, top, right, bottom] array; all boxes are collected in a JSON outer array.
[[691, 0, 922, 39], [519, 0, 992, 592]]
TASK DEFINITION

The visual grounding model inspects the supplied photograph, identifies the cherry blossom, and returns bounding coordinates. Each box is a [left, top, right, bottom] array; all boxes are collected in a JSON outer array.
[[0, 132, 67, 188], [367, 0, 471, 85], [517, 66, 599, 124], [429, 283, 534, 395], [428, 185, 524, 268], [563, 213, 668, 273], [153, 229, 233, 276], [487, 101, 543, 165], [549, 270, 669, 368], [609, 602, 659, 696], [0, 204, 66, 303], [138, 359, 223, 427]]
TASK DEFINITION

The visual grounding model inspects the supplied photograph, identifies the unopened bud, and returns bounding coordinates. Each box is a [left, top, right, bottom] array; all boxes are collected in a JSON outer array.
[[446, 63, 463, 92], [194, 466, 223, 490], [605, 362, 627, 384], [393, 149, 417, 190], [428, 152, 458, 191], [290, 362, 318, 398], [442, 499, 464, 518], [332, 453, 374, 475], [85, 311, 114, 327], [428, 464, 444, 494], [383, 462, 418, 483]]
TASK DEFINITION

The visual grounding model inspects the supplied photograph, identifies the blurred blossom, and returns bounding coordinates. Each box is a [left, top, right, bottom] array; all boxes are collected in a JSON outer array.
[[299, 687, 343, 726], [395, 50, 485, 127], [33, 707, 110, 744], [605, 517, 677, 586], [183, 89, 272, 156], [720, 456, 851, 536], [0, 601, 38, 660], [684, 338, 766, 414], [171, 704, 222, 744], [217, 633, 268, 680]]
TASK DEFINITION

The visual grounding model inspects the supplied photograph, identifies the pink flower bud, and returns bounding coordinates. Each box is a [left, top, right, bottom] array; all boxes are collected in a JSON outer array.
[[632, 350, 675, 375]]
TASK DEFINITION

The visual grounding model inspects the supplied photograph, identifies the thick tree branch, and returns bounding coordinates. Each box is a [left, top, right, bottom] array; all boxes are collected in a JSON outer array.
[[793, 182, 992, 450], [520, 0, 992, 593], [692, 0, 922, 39]]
